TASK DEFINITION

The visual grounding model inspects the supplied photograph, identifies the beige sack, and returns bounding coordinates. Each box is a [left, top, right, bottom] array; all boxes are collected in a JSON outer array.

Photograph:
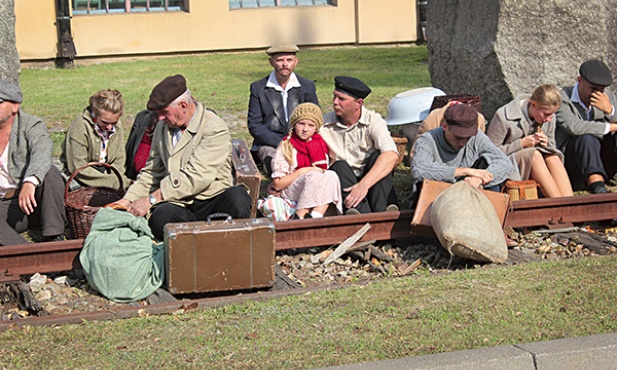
[[430, 181, 508, 263]]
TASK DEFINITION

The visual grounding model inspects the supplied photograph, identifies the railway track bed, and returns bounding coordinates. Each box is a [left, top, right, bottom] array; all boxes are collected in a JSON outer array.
[[1, 193, 617, 329]]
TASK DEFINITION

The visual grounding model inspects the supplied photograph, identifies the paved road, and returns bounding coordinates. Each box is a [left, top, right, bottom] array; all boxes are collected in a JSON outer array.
[[320, 332, 617, 369]]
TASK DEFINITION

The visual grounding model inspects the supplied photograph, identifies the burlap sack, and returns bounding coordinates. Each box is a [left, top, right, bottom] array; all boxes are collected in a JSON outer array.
[[430, 181, 508, 263]]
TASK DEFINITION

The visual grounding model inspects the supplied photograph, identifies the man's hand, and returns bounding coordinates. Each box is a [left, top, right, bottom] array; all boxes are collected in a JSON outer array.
[[126, 197, 151, 217], [18, 182, 37, 215], [344, 181, 369, 209], [590, 91, 614, 115], [464, 169, 493, 185], [464, 176, 484, 189]]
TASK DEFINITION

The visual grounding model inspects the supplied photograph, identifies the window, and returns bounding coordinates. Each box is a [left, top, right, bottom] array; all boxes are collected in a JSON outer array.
[[229, 0, 334, 9], [73, 0, 188, 14]]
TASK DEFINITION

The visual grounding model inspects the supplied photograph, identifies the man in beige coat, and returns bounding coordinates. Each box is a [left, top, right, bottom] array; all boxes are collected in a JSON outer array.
[[115, 75, 251, 240]]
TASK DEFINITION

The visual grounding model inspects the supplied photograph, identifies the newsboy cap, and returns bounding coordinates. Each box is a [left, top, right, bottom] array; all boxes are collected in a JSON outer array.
[[579, 59, 613, 87], [266, 43, 299, 55], [146, 74, 187, 111], [443, 104, 479, 136], [0, 81, 23, 103], [334, 76, 371, 99]]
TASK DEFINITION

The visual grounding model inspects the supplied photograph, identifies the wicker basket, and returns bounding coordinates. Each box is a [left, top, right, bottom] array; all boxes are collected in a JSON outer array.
[[503, 180, 538, 201], [64, 163, 125, 239], [391, 134, 408, 167], [430, 94, 482, 114]]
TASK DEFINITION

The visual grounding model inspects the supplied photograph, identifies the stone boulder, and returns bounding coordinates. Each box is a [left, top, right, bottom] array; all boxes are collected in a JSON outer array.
[[427, 0, 617, 119], [0, 0, 20, 85]]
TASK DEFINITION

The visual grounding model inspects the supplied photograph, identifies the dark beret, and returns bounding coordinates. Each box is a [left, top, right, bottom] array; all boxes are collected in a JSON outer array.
[[443, 104, 478, 136], [146, 75, 187, 111], [334, 76, 371, 99], [0, 80, 23, 103], [266, 44, 299, 55], [579, 59, 613, 87]]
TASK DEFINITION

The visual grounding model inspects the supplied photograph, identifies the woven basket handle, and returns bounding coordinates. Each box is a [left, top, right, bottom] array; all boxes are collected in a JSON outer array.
[[64, 162, 124, 201]]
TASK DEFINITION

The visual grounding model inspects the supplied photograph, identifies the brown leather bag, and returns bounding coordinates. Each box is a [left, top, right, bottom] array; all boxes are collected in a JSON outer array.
[[503, 180, 538, 201]]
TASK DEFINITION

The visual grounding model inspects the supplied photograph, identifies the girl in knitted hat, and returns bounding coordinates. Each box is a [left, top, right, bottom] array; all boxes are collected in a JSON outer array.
[[269, 103, 343, 219]]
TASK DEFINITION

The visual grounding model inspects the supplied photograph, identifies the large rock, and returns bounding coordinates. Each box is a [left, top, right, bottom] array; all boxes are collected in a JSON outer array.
[[427, 0, 617, 119], [0, 0, 20, 85]]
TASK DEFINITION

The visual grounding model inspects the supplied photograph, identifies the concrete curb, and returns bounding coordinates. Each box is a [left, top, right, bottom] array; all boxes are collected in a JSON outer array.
[[320, 332, 617, 369]]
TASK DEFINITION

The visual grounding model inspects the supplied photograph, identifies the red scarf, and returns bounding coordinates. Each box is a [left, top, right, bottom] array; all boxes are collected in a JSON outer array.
[[287, 132, 329, 170]]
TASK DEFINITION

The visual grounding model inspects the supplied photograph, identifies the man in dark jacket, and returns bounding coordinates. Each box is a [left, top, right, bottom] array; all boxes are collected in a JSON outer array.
[[247, 43, 319, 176], [555, 59, 617, 194], [0, 81, 66, 245]]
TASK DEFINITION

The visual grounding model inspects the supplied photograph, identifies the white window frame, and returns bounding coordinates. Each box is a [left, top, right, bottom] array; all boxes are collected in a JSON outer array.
[[72, 0, 189, 15], [229, 0, 335, 9]]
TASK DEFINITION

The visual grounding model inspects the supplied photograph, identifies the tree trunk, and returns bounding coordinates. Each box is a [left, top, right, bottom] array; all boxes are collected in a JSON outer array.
[[0, 0, 20, 85]]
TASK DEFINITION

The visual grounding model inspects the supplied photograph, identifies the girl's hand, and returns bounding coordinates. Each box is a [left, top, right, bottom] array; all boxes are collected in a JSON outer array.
[[534, 132, 548, 147], [521, 134, 541, 148]]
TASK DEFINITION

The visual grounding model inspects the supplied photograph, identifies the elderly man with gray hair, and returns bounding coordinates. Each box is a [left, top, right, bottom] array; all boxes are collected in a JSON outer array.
[[0, 81, 66, 245], [114, 75, 251, 241]]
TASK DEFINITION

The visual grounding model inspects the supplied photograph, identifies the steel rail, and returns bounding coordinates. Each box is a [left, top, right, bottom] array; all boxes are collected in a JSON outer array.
[[2, 193, 617, 277]]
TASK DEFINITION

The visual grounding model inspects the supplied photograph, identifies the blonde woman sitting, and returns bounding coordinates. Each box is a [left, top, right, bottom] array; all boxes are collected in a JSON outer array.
[[270, 103, 343, 219], [60, 89, 131, 190], [487, 84, 573, 198]]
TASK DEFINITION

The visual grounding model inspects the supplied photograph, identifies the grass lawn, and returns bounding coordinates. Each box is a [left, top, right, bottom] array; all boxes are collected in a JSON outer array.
[[1, 257, 616, 368], [20, 45, 430, 155]]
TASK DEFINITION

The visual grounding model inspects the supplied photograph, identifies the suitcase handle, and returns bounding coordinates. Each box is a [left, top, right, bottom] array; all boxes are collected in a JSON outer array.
[[207, 212, 233, 224]]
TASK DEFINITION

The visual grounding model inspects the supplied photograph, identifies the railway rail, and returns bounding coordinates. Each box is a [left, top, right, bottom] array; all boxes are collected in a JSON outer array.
[[1, 192, 617, 329]]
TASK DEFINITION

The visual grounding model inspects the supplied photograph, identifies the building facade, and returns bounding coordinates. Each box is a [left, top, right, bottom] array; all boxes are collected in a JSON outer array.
[[15, 0, 418, 61]]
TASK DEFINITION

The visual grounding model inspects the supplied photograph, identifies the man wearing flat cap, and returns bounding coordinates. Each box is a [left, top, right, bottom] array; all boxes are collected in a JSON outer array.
[[248, 43, 319, 176], [410, 104, 513, 204], [115, 75, 251, 241], [555, 59, 617, 194], [0, 80, 66, 245], [320, 76, 399, 214]]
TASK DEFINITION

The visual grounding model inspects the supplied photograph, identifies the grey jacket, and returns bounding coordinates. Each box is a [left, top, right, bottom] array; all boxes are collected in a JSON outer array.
[[8, 109, 53, 185], [488, 95, 562, 160], [555, 86, 617, 152]]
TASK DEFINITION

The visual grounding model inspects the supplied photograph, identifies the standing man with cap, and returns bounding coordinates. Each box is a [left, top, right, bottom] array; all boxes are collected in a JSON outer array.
[[410, 104, 513, 203], [555, 59, 617, 194], [0, 80, 66, 245], [320, 76, 399, 214], [114, 75, 251, 241], [247, 43, 319, 176]]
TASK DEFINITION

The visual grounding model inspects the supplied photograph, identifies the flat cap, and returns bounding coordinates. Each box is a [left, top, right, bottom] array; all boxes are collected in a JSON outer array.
[[443, 104, 479, 136], [146, 74, 187, 111], [266, 43, 299, 55], [579, 59, 613, 86], [0, 81, 23, 103], [334, 76, 371, 99]]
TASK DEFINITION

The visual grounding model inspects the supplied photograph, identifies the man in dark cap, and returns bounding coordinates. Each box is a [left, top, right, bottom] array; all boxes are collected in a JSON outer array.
[[247, 43, 319, 176], [321, 76, 399, 214], [114, 75, 251, 241], [555, 59, 617, 194], [410, 104, 513, 203], [0, 80, 66, 245]]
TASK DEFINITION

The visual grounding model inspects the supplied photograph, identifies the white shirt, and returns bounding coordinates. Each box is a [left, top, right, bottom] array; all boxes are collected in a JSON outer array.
[[266, 71, 301, 122]]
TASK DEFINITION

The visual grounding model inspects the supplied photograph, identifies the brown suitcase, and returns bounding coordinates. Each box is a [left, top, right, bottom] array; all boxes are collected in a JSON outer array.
[[164, 215, 275, 294], [232, 139, 261, 218]]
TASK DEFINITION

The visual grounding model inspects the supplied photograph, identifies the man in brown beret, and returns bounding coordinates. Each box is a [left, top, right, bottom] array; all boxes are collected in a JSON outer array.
[[248, 43, 319, 176], [410, 104, 514, 204], [555, 59, 617, 194], [320, 76, 399, 214], [115, 75, 251, 241]]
